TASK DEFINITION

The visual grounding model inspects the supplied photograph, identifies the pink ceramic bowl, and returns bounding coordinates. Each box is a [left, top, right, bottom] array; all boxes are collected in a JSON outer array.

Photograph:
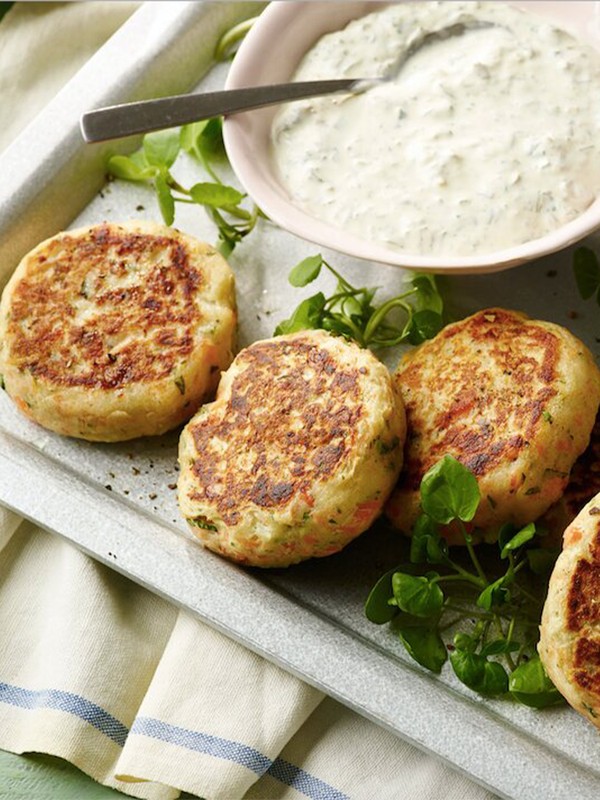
[[223, 1, 600, 274]]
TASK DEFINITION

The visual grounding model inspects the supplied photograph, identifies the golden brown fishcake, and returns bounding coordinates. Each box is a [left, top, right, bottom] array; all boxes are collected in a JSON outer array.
[[385, 308, 600, 543], [178, 329, 406, 567], [0, 221, 236, 441], [539, 412, 600, 546], [539, 492, 600, 728]]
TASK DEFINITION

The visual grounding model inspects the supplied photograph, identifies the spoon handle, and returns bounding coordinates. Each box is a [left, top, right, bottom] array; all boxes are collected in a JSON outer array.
[[80, 79, 359, 143]]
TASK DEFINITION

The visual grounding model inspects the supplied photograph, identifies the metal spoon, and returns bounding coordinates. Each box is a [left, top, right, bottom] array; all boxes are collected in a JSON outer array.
[[80, 79, 365, 143], [80, 19, 493, 144]]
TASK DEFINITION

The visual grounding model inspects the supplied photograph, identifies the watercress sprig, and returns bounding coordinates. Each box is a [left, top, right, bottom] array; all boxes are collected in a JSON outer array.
[[365, 455, 563, 707], [107, 120, 261, 257], [274, 254, 444, 348]]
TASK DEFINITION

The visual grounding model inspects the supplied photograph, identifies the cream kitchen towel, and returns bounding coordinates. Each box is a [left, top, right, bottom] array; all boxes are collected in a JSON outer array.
[[0, 4, 498, 799], [0, 520, 496, 800], [0, 521, 324, 799], [0, 1, 139, 154]]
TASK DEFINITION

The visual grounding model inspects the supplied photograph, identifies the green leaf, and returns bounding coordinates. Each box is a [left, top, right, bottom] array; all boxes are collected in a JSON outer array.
[[198, 117, 225, 159], [180, 120, 209, 153], [274, 257, 449, 350], [155, 173, 175, 225], [476, 576, 511, 611], [499, 522, 536, 558], [337, 292, 364, 318], [480, 638, 521, 657], [288, 255, 324, 287], [480, 660, 509, 696], [181, 118, 225, 163], [190, 182, 245, 209], [398, 624, 448, 673], [410, 273, 444, 314], [143, 129, 181, 168], [453, 632, 477, 653], [497, 523, 519, 553], [274, 293, 326, 336], [407, 309, 444, 344], [321, 316, 357, 340], [419, 455, 480, 525], [391, 572, 444, 618], [365, 569, 397, 624], [106, 154, 157, 182], [450, 650, 508, 696], [573, 246, 600, 300], [509, 656, 565, 708], [410, 514, 447, 564], [450, 650, 484, 689]]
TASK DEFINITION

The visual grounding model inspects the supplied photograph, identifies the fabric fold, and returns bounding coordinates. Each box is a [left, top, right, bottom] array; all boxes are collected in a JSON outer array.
[[0, 520, 495, 800], [113, 613, 323, 799], [0, 506, 22, 553], [0, 523, 179, 799]]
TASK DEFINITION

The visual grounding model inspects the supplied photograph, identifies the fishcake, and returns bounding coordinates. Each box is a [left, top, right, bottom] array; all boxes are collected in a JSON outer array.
[[178, 329, 406, 568], [385, 308, 600, 543], [0, 221, 236, 441], [539, 412, 600, 546], [539, 492, 600, 728]]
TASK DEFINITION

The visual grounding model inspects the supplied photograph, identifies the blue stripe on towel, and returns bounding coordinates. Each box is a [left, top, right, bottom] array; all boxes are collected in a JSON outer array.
[[132, 716, 349, 800], [0, 684, 349, 800], [131, 717, 272, 774], [0, 682, 128, 746], [268, 757, 350, 800]]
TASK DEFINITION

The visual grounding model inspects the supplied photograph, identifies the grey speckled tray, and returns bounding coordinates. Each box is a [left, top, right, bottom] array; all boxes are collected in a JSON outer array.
[[1, 3, 600, 799]]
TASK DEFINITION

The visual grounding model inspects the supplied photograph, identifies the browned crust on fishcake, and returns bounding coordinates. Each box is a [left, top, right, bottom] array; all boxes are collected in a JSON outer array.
[[540, 496, 600, 724], [539, 414, 600, 544], [573, 637, 600, 695], [6, 224, 203, 390], [400, 308, 559, 486], [0, 221, 236, 441], [567, 556, 600, 631], [178, 329, 406, 567], [386, 307, 600, 542], [564, 520, 600, 697], [188, 338, 363, 526]]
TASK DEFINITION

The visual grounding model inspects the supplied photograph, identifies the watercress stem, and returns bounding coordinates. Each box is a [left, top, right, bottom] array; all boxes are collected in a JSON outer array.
[[504, 616, 517, 671], [458, 520, 488, 583], [445, 558, 486, 589], [323, 262, 358, 293], [433, 572, 484, 589], [443, 603, 493, 619], [363, 296, 415, 343], [166, 177, 190, 195]]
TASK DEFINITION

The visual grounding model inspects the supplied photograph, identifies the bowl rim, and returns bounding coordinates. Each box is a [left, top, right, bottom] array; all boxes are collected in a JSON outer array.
[[223, 0, 600, 274]]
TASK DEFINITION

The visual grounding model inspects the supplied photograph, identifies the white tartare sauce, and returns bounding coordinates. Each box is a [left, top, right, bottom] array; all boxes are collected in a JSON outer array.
[[271, 2, 600, 257]]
